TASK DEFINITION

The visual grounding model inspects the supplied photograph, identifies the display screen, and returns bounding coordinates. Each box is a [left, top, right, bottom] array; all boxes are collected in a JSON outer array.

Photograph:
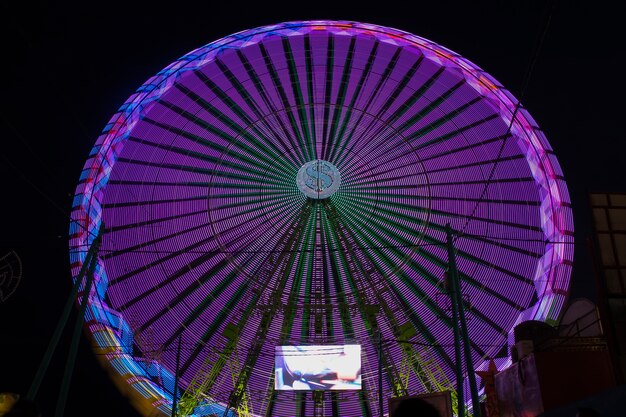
[[275, 345, 362, 391]]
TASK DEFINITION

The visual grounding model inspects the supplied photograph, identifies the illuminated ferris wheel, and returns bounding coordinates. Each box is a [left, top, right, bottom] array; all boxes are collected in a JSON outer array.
[[69, 20, 573, 417]]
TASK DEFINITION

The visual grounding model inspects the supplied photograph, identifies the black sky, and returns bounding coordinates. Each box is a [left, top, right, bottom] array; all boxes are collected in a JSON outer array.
[[1, 1, 625, 416]]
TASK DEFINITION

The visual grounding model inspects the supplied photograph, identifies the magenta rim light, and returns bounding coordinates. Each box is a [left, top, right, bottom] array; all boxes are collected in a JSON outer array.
[[69, 20, 574, 417]]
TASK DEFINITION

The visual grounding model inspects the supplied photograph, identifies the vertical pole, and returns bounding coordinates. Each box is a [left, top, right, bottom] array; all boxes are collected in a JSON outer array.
[[455, 276, 482, 416], [27, 229, 101, 400], [297, 392, 305, 417], [378, 332, 383, 417], [54, 235, 100, 417], [313, 390, 324, 417], [447, 224, 482, 417], [171, 334, 183, 417], [446, 224, 465, 417]]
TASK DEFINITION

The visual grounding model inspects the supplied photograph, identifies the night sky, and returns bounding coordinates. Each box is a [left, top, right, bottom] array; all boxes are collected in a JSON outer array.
[[1, 1, 624, 416]]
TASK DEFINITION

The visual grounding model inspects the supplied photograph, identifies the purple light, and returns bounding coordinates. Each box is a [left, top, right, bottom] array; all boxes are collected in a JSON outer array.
[[69, 21, 574, 417]]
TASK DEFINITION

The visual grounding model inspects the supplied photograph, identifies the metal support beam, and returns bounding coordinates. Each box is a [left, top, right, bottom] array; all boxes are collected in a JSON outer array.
[[27, 227, 103, 401], [54, 229, 102, 417], [171, 335, 182, 417], [447, 224, 481, 417], [446, 225, 466, 417], [378, 332, 383, 417]]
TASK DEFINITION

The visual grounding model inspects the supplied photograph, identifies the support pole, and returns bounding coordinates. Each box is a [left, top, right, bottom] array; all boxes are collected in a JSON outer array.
[[446, 224, 465, 417], [171, 334, 182, 417], [454, 265, 482, 416], [378, 332, 383, 417], [54, 231, 101, 417], [27, 229, 102, 400], [447, 224, 482, 417]]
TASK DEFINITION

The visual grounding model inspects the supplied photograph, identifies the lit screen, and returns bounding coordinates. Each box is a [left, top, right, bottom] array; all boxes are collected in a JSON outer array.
[[275, 345, 362, 391]]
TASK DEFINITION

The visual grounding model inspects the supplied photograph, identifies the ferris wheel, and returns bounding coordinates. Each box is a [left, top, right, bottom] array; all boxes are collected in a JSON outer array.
[[69, 20, 574, 417]]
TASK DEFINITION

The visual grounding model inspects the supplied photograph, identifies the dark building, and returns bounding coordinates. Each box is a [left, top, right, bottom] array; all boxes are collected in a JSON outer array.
[[589, 192, 626, 384]]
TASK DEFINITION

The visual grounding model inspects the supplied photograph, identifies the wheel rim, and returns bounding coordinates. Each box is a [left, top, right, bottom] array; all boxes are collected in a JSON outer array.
[[69, 20, 574, 417]]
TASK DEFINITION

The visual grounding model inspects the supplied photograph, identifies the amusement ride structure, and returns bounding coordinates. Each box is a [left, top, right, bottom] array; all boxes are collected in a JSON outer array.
[[67, 21, 573, 417]]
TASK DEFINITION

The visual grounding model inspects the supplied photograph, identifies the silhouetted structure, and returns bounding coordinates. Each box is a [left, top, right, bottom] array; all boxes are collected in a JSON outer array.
[[392, 397, 440, 417], [589, 192, 626, 383]]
